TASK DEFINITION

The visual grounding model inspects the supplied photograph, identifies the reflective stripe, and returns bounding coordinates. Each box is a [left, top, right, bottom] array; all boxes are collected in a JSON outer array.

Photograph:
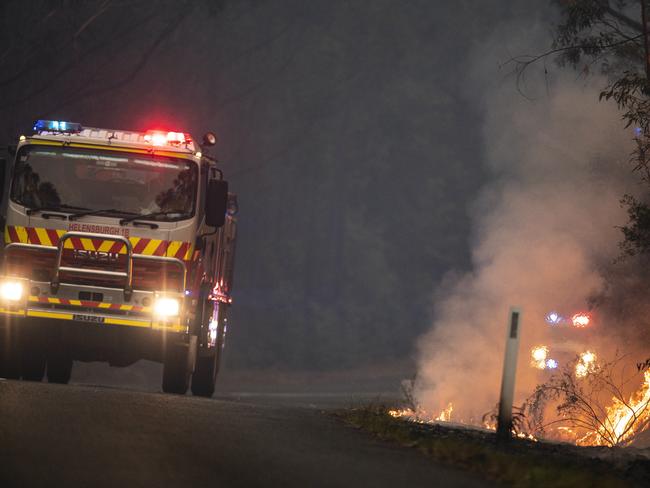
[[35, 227, 51, 246], [4, 307, 184, 332], [152, 322, 186, 332], [103, 317, 150, 328], [0, 308, 25, 316], [5, 225, 193, 261], [27, 310, 73, 320], [24, 309, 184, 331]]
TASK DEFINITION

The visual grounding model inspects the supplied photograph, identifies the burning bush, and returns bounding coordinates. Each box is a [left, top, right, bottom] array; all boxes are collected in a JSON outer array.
[[521, 354, 650, 447]]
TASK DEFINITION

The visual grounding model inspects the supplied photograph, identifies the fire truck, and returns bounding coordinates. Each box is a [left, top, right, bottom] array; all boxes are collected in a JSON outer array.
[[0, 120, 237, 396]]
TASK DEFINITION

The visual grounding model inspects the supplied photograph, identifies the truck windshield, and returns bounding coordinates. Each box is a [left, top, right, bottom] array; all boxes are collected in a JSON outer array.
[[10, 146, 198, 221]]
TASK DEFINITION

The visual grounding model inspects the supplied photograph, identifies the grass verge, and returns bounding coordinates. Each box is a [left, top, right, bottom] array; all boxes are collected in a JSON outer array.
[[336, 405, 649, 487]]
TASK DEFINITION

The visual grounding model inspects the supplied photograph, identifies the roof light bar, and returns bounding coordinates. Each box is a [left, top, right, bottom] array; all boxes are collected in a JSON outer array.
[[144, 130, 192, 147], [33, 119, 83, 133]]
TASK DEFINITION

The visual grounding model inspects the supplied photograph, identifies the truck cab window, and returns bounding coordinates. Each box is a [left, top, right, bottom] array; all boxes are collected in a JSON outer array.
[[11, 147, 198, 220]]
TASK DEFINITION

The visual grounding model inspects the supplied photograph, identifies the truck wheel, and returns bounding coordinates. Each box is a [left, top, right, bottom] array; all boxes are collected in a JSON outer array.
[[21, 325, 46, 381], [162, 344, 190, 394], [191, 299, 221, 397], [22, 350, 46, 381], [0, 327, 21, 379], [47, 352, 73, 384], [191, 349, 220, 397]]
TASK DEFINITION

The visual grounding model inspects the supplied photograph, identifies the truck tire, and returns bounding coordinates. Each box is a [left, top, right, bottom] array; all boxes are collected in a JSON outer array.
[[21, 324, 46, 382], [162, 343, 190, 394], [47, 358, 72, 384], [191, 349, 219, 397], [47, 352, 73, 384], [21, 350, 46, 381], [0, 327, 21, 379], [190, 299, 224, 397]]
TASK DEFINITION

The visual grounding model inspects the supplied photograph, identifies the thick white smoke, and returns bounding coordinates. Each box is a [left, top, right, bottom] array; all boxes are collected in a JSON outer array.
[[414, 18, 637, 422]]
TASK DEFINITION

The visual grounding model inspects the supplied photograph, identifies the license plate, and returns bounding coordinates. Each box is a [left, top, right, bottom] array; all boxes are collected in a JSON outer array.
[[72, 314, 105, 324]]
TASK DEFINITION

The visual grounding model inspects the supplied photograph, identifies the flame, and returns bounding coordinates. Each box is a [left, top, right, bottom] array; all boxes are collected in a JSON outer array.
[[391, 356, 650, 447], [578, 370, 650, 446], [389, 403, 454, 423], [389, 403, 537, 440], [482, 419, 496, 430], [388, 408, 413, 419], [575, 351, 597, 378], [516, 431, 537, 440], [435, 403, 453, 422], [387, 408, 428, 424]]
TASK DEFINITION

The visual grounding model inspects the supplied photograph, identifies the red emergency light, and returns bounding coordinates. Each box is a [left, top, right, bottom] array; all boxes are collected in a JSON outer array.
[[144, 130, 192, 146]]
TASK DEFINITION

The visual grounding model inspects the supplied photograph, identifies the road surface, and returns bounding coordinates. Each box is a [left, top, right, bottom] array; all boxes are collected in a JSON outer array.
[[0, 380, 491, 487]]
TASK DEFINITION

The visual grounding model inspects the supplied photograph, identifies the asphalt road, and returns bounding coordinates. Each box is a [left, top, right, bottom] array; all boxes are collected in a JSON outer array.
[[0, 380, 492, 488]]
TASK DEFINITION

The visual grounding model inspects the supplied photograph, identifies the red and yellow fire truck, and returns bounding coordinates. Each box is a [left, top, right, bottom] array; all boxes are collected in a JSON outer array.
[[0, 120, 237, 396]]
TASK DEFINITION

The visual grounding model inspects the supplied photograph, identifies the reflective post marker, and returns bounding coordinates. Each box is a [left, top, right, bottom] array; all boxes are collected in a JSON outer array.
[[497, 307, 521, 441]]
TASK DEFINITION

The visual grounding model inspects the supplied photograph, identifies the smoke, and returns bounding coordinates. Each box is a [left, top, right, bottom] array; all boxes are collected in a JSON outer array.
[[414, 15, 639, 421]]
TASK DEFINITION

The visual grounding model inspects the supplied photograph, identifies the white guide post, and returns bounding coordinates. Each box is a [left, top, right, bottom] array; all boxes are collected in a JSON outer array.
[[497, 307, 521, 441]]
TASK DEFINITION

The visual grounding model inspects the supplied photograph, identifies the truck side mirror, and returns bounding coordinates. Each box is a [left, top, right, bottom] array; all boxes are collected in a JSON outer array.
[[205, 179, 228, 227]]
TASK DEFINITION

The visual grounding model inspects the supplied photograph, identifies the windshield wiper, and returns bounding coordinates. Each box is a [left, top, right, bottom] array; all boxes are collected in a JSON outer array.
[[68, 208, 138, 221], [26, 204, 89, 216], [119, 211, 186, 226]]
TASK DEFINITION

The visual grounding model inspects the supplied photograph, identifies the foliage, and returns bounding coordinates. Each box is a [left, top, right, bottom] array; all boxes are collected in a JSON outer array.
[[618, 193, 650, 255], [521, 355, 650, 446], [515, 1, 650, 257], [552, 0, 644, 73], [481, 403, 539, 437]]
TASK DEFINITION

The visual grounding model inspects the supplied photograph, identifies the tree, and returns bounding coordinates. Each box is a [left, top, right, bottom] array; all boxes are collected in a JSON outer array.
[[514, 1, 650, 256], [0, 0, 236, 141]]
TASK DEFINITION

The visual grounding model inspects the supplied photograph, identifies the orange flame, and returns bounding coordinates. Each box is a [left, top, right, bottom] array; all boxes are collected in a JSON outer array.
[[435, 403, 453, 422], [578, 370, 650, 446], [575, 351, 597, 378]]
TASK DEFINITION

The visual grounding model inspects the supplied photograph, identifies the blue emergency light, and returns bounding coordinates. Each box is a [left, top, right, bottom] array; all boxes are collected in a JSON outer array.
[[33, 119, 83, 133]]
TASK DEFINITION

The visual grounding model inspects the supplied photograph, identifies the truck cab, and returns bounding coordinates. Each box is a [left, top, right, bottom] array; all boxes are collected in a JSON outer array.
[[0, 120, 237, 396]]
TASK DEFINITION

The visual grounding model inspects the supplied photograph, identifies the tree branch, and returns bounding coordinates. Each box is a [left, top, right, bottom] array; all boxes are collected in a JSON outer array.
[[597, 0, 644, 32], [505, 33, 644, 73]]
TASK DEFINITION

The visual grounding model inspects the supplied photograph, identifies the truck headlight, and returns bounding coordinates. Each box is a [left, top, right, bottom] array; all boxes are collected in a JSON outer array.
[[153, 297, 180, 318], [0, 281, 24, 301]]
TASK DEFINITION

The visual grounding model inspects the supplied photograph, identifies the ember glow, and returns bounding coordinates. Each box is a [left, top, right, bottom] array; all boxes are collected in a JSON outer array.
[[571, 312, 591, 328]]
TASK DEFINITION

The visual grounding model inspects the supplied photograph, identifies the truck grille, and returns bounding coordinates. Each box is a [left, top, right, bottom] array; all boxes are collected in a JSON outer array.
[[4, 247, 184, 291]]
